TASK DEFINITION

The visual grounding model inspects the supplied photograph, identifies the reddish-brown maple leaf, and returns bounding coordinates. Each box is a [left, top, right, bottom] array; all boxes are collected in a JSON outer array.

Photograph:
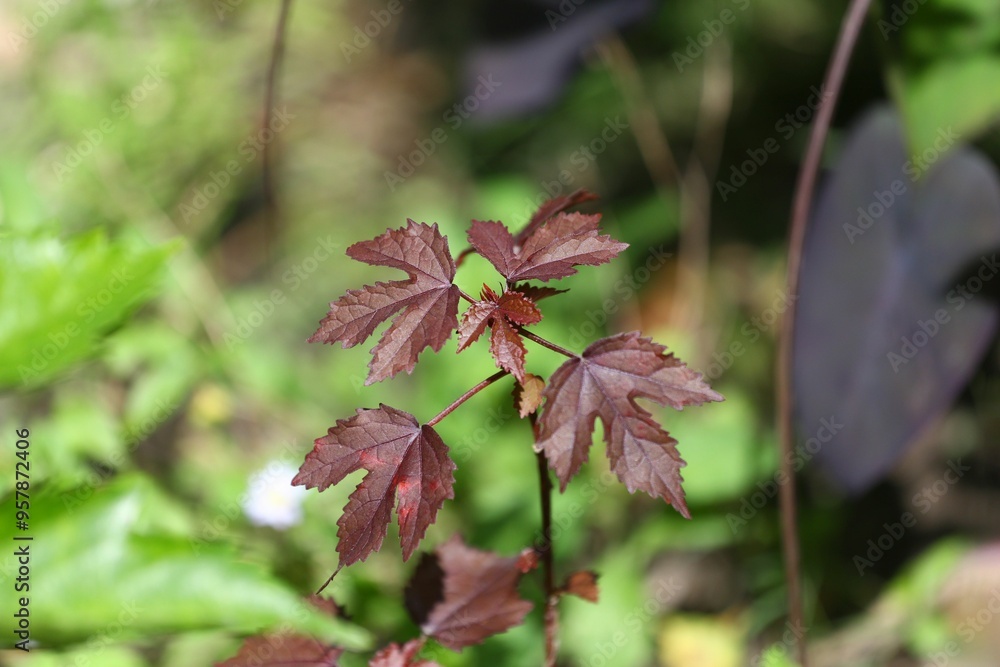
[[457, 286, 541, 382], [404, 536, 536, 651], [512, 373, 545, 418], [467, 212, 627, 283], [516, 188, 600, 246], [292, 405, 456, 567], [455, 189, 598, 268], [369, 640, 441, 667], [561, 570, 600, 603], [309, 220, 460, 385], [511, 283, 567, 302], [215, 596, 345, 667], [216, 635, 343, 667], [535, 333, 723, 518]]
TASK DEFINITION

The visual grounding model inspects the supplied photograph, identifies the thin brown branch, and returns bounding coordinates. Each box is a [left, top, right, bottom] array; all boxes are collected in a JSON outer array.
[[426, 371, 508, 427], [261, 0, 294, 246], [672, 39, 733, 347], [596, 36, 680, 188], [597, 34, 732, 358], [95, 154, 237, 348], [690, 39, 734, 179], [532, 413, 558, 667], [777, 1, 873, 665]]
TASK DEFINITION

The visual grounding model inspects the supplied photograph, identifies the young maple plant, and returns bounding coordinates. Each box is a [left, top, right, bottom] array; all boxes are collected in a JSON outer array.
[[284, 190, 722, 665]]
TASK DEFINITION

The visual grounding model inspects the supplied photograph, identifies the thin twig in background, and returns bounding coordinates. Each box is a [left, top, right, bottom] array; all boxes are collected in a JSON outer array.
[[777, 0, 873, 664], [262, 0, 294, 249], [595, 35, 680, 338], [96, 154, 237, 348], [596, 36, 681, 188], [597, 35, 732, 363], [690, 39, 733, 180], [675, 39, 733, 350]]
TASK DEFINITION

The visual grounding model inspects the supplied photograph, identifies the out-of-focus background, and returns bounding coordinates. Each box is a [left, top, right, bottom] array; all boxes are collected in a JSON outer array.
[[2, 0, 1000, 665]]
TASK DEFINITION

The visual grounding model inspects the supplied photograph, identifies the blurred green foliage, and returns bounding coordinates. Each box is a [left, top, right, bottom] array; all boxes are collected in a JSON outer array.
[[0, 232, 175, 391]]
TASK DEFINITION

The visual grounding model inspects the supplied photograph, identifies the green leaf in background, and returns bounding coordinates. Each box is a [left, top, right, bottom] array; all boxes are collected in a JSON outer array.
[[11, 644, 147, 667], [0, 155, 50, 234], [887, 0, 1000, 159], [0, 231, 177, 390], [758, 644, 801, 667], [884, 538, 970, 607], [0, 474, 371, 650], [1, 385, 121, 494], [561, 543, 665, 667], [901, 56, 1000, 156], [666, 387, 762, 505], [104, 322, 202, 437], [886, 539, 971, 656]]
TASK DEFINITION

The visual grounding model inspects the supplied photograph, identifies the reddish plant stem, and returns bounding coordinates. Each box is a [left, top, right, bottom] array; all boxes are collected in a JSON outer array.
[[315, 566, 341, 596], [777, 1, 872, 664], [455, 247, 475, 268], [532, 413, 558, 667], [426, 371, 508, 428], [517, 327, 578, 359], [458, 289, 476, 304]]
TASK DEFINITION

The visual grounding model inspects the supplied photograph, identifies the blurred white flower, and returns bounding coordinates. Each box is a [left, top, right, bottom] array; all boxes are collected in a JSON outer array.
[[242, 460, 307, 529]]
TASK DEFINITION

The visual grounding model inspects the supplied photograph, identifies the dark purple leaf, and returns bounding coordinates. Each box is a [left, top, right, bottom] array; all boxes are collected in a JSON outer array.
[[404, 536, 536, 650], [461, 0, 654, 120], [369, 640, 441, 667], [794, 105, 1000, 492]]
